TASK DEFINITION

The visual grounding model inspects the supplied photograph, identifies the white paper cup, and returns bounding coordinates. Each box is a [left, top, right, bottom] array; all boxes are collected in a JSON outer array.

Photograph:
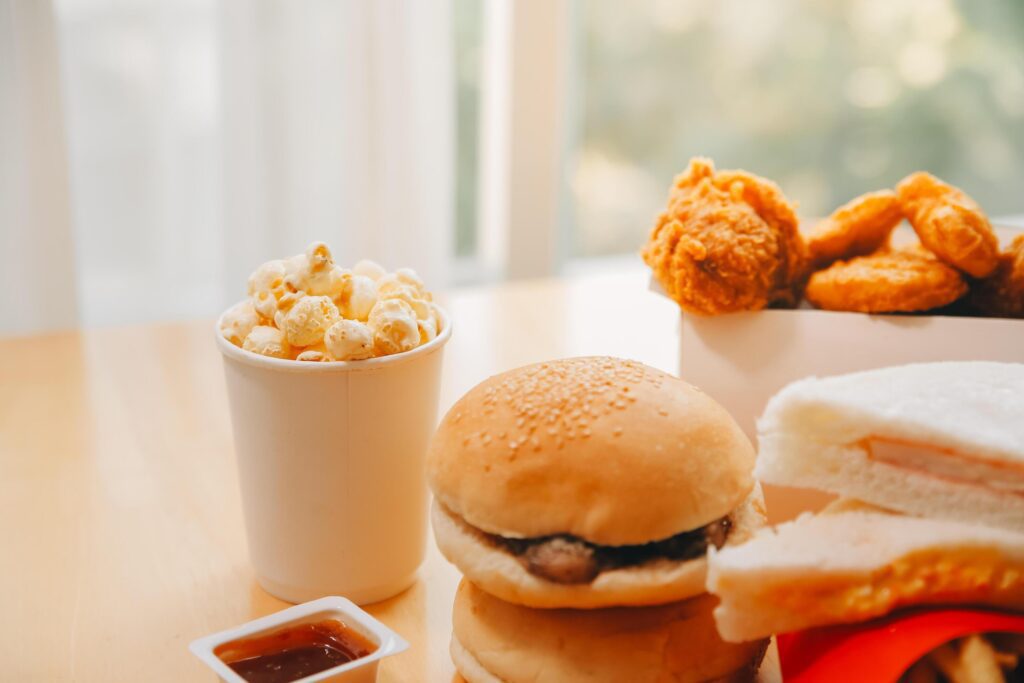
[[215, 306, 451, 605]]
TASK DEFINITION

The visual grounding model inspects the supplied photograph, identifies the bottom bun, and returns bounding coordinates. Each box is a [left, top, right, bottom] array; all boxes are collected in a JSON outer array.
[[451, 636, 502, 683], [451, 580, 768, 683], [434, 486, 766, 609]]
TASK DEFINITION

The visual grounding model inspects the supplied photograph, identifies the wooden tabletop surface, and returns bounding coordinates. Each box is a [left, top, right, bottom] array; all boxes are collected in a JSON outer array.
[[0, 271, 780, 681]]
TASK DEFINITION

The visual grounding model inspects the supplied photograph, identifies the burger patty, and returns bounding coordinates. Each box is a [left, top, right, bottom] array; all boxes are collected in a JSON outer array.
[[496, 516, 732, 584]]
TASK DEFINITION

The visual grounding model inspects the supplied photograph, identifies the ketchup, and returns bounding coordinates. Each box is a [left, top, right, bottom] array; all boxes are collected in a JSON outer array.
[[215, 619, 378, 683]]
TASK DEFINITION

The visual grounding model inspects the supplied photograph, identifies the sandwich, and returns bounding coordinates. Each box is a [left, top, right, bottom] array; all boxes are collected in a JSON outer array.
[[707, 507, 1024, 642], [451, 579, 769, 683], [708, 361, 1024, 651], [427, 356, 766, 608], [755, 361, 1024, 531]]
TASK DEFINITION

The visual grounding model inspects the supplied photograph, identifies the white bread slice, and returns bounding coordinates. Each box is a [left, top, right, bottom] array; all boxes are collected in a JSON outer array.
[[755, 361, 1024, 531], [706, 511, 1024, 642]]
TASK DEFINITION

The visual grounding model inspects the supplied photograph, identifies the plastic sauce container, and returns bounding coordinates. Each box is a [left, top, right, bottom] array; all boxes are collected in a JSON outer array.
[[190, 596, 409, 683]]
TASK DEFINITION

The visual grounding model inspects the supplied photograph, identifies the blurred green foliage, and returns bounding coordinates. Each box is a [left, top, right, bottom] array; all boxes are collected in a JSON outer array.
[[571, 0, 1024, 257], [454, 0, 482, 258]]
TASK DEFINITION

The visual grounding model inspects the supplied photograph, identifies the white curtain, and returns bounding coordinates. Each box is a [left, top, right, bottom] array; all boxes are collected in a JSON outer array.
[[1, 0, 453, 335], [1, 0, 78, 333]]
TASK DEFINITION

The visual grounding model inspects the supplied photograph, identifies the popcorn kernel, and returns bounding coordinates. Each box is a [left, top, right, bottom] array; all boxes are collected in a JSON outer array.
[[369, 298, 421, 355], [324, 319, 376, 361], [282, 295, 340, 347], [338, 273, 378, 321], [220, 300, 260, 347], [353, 259, 387, 281], [243, 325, 291, 359]]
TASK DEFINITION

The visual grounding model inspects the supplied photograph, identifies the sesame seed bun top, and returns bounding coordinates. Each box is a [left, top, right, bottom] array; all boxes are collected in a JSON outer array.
[[426, 356, 756, 546]]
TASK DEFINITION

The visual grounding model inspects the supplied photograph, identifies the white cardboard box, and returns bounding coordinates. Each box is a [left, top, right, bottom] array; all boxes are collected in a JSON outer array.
[[669, 300, 1024, 521], [679, 308, 1024, 437]]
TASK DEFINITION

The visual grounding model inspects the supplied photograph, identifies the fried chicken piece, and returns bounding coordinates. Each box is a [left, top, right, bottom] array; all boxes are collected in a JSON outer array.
[[806, 190, 903, 267], [709, 169, 807, 285], [806, 244, 967, 313], [896, 172, 999, 278], [642, 158, 807, 315], [970, 234, 1024, 318]]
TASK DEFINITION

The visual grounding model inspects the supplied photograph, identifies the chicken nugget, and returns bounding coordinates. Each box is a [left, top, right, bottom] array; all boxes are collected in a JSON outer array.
[[806, 190, 903, 267], [710, 168, 807, 290], [643, 158, 806, 315], [806, 244, 967, 313], [896, 172, 999, 278], [970, 234, 1024, 318]]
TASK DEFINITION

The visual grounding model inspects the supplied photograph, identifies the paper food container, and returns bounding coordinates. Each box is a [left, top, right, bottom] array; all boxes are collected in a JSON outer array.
[[776, 608, 1024, 683], [649, 281, 1024, 521]]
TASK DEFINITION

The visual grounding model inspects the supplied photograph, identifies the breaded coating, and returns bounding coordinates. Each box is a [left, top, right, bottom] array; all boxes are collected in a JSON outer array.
[[806, 244, 967, 313], [807, 190, 903, 267], [643, 158, 807, 315], [970, 234, 1024, 318], [709, 169, 807, 288], [896, 172, 999, 278]]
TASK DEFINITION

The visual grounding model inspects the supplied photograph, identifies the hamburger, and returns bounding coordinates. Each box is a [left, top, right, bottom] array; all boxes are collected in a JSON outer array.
[[427, 356, 766, 609], [450, 579, 769, 683]]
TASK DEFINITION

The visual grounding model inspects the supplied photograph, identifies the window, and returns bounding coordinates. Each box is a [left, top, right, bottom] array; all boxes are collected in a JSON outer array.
[[568, 0, 1024, 259], [454, 0, 483, 261]]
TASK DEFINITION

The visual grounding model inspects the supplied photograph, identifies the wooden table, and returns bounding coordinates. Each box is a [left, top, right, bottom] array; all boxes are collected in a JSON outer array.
[[0, 271, 778, 681]]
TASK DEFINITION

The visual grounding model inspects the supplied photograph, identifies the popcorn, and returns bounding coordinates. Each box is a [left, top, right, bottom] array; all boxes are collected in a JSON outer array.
[[302, 243, 345, 299], [281, 295, 340, 347], [220, 300, 260, 347], [284, 253, 309, 279], [353, 259, 387, 281], [224, 242, 441, 361], [243, 325, 291, 359], [248, 260, 290, 319], [306, 241, 333, 272], [418, 305, 439, 343], [324, 319, 376, 361], [295, 346, 329, 362], [338, 273, 378, 321], [418, 315, 437, 343], [376, 273, 431, 319], [394, 268, 430, 299], [271, 283, 307, 329], [306, 265, 346, 300], [368, 298, 421, 355], [376, 273, 413, 297], [247, 259, 286, 297]]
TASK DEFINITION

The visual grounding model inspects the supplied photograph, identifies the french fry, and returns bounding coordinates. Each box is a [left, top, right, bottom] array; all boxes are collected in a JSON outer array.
[[929, 636, 1005, 683], [928, 642, 961, 679], [992, 650, 1018, 672], [961, 635, 1007, 683]]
